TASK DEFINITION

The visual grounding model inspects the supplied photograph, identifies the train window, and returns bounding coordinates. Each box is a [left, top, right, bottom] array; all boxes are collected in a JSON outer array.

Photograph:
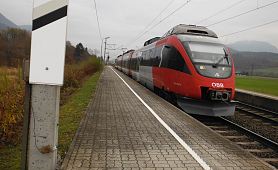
[[133, 57, 138, 71], [147, 50, 152, 66], [138, 47, 162, 67], [149, 49, 153, 58], [182, 42, 232, 78], [136, 58, 140, 71], [140, 51, 146, 65], [187, 42, 231, 66], [149, 50, 153, 65], [130, 58, 134, 70], [141, 50, 152, 66], [152, 46, 162, 67], [161, 45, 190, 74]]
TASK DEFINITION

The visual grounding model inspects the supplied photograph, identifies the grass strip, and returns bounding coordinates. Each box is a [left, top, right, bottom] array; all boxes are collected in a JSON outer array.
[[58, 71, 101, 158], [236, 76, 278, 96], [0, 145, 21, 170]]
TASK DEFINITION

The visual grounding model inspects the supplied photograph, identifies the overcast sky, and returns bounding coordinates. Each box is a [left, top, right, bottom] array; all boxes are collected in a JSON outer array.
[[1, 0, 278, 59]]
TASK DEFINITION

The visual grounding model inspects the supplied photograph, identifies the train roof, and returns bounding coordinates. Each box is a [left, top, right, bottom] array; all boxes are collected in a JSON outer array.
[[177, 34, 222, 44], [165, 24, 218, 38], [144, 37, 161, 46], [123, 49, 135, 55]]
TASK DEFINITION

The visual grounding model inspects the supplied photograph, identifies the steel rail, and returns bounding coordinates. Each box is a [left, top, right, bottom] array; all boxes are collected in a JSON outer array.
[[219, 116, 278, 152]]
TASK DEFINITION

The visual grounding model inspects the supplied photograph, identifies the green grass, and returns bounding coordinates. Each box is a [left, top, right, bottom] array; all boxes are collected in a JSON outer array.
[[58, 71, 101, 158], [0, 145, 21, 170], [236, 76, 278, 96], [0, 71, 101, 170]]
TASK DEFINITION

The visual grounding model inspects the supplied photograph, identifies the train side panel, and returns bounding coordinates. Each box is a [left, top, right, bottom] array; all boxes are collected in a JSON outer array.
[[139, 66, 154, 90]]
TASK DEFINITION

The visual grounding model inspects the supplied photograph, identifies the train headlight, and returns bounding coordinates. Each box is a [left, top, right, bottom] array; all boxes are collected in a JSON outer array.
[[199, 65, 206, 70]]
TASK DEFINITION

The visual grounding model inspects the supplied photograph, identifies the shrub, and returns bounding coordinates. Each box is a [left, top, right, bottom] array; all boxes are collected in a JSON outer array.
[[0, 68, 24, 145], [0, 57, 102, 145], [61, 57, 102, 103]]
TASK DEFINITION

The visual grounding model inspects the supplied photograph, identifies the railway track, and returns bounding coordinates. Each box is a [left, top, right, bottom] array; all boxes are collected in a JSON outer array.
[[194, 101, 278, 168], [235, 101, 278, 126], [193, 114, 278, 168], [231, 101, 278, 144], [155, 82, 278, 167]]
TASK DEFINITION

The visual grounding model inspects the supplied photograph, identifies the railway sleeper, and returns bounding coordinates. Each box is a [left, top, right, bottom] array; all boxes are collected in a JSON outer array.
[[261, 158, 278, 163], [214, 130, 239, 136], [206, 125, 229, 129], [236, 142, 266, 150], [247, 148, 274, 153], [249, 150, 278, 158]]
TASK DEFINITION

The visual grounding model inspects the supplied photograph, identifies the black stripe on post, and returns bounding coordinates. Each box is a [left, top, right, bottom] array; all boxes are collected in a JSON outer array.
[[32, 5, 68, 31]]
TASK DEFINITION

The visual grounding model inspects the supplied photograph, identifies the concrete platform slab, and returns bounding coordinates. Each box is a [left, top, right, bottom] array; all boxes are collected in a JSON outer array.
[[61, 67, 273, 170]]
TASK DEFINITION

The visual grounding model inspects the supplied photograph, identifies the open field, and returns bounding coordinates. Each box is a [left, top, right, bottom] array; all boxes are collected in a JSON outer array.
[[236, 76, 278, 96]]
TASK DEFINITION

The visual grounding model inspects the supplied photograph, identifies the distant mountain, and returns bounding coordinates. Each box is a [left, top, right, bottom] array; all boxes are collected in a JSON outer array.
[[0, 13, 18, 30], [230, 49, 278, 77], [228, 40, 278, 53], [20, 25, 32, 31]]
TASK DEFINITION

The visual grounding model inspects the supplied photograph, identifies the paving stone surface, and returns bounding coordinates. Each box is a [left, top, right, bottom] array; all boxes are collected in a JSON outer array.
[[61, 67, 272, 170]]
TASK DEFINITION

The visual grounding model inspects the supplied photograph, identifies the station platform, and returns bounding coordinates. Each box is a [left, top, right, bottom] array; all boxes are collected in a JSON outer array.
[[236, 88, 278, 101], [235, 88, 278, 112], [61, 67, 273, 170]]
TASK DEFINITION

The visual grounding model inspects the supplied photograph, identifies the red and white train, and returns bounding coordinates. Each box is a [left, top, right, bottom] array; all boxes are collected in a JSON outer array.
[[115, 24, 235, 116]]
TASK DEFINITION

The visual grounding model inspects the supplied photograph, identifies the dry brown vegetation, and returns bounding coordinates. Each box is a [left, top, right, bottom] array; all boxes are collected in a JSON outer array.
[[0, 28, 102, 146], [0, 67, 24, 145], [0, 57, 102, 145]]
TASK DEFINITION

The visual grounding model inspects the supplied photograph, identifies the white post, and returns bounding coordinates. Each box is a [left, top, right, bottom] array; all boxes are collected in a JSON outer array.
[[27, 0, 69, 169]]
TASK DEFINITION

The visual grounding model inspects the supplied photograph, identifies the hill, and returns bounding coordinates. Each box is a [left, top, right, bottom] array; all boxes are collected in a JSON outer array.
[[228, 40, 278, 53], [0, 13, 18, 30], [230, 49, 278, 77], [19, 25, 32, 31]]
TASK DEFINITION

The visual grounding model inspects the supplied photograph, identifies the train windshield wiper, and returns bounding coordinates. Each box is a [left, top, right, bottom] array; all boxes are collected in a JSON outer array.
[[212, 48, 229, 68]]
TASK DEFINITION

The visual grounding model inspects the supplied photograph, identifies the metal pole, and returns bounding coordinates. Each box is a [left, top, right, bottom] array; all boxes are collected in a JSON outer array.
[[104, 39, 107, 64], [103, 37, 110, 64], [100, 39, 103, 61]]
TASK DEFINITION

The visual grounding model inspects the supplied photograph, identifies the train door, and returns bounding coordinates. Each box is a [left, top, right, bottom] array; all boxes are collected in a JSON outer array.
[[160, 45, 189, 94]]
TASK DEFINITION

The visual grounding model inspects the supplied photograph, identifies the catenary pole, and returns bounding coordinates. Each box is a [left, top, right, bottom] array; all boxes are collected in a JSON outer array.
[[100, 39, 103, 61], [103, 37, 110, 64]]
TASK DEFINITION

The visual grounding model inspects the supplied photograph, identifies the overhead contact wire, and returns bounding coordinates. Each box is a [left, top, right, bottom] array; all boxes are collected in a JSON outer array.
[[127, 0, 176, 46], [196, 0, 247, 24], [219, 18, 278, 37], [137, 0, 192, 41], [206, 0, 278, 27], [93, 0, 102, 40], [126, 0, 192, 47]]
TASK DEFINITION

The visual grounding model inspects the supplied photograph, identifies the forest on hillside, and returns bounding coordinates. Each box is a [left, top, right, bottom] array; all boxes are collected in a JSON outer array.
[[231, 50, 278, 77], [0, 28, 94, 67]]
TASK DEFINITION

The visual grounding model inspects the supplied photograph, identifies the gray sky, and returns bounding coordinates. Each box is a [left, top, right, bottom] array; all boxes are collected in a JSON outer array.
[[1, 0, 278, 59]]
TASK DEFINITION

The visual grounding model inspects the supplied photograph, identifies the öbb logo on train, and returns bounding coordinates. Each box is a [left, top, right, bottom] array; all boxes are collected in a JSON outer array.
[[212, 83, 224, 88]]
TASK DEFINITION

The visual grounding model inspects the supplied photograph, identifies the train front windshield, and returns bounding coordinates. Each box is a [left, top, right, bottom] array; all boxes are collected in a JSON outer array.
[[183, 41, 232, 78]]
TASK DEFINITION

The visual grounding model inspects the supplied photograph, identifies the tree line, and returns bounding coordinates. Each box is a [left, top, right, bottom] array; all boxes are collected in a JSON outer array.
[[0, 28, 93, 67]]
